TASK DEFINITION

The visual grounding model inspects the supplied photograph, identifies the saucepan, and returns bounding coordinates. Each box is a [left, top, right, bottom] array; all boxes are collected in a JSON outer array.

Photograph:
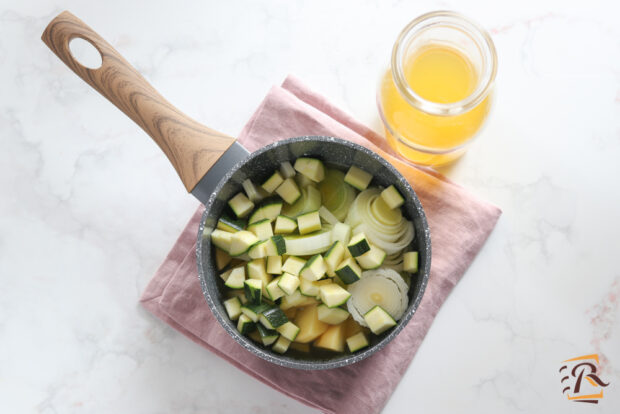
[[42, 11, 431, 369]]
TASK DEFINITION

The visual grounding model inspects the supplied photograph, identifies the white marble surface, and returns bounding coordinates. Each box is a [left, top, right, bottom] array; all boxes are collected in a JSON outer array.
[[1, 0, 619, 412]]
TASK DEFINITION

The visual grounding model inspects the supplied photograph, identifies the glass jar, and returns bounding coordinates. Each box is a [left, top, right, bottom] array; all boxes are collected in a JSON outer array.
[[377, 11, 497, 166]]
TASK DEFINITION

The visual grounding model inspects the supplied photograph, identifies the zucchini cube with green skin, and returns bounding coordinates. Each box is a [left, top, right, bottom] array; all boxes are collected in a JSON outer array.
[[272, 336, 291, 354], [228, 192, 255, 218], [262, 171, 284, 194], [248, 239, 268, 259], [346, 332, 369, 352], [324, 241, 345, 277], [210, 229, 233, 252], [223, 296, 242, 321], [297, 211, 322, 235], [355, 244, 387, 270], [266, 277, 285, 301], [224, 266, 246, 289], [274, 215, 297, 234], [364, 305, 397, 335], [299, 277, 320, 297], [265, 235, 287, 256], [281, 256, 306, 276], [319, 283, 351, 308], [347, 232, 370, 257], [293, 157, 325, 183], [317, 304, 350, 325], [249, 199, 283, 224], [344, 166, 372, 191], [276, 321, 300, 341], [242, 178, 268, 203], [300, 254, 327, 281], [237, 314, 255, 335], [259, 306, 289, 329], [217, 215, 246, 233], [279, 161, 296, 179], [257, 324, 279, 346], [243, 279, 262, 304], [275, 178, 302, 205], [240, 303, 270, 322], [229, 231, 259, 256], [247, 219, 273, 241], [380, 185, 405, 209], [266, 255, 282, 274], [335, 257, 362, 284], [277, 272, 300, 296], [403, 251, 419, 273]]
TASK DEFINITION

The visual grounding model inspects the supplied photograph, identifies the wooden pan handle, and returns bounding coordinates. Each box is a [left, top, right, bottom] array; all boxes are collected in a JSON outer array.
[[41, 11, 236, 192]]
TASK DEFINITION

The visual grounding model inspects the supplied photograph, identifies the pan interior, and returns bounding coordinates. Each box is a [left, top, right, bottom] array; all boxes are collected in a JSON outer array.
[[197, 136, 430, 370]]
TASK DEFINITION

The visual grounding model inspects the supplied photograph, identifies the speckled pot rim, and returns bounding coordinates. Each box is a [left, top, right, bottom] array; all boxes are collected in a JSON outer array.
[[196, 136, 431, 370]]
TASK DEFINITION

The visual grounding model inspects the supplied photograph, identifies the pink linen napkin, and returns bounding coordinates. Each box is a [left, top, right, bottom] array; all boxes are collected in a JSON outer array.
[[140, 75, 501, 414]]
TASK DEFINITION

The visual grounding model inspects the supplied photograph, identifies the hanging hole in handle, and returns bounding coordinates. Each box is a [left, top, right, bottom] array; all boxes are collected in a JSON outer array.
[[69, 37, 103, 69]]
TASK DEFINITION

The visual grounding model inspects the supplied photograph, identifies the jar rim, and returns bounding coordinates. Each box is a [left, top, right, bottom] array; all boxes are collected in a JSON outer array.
[[391, 10, 497, 116]]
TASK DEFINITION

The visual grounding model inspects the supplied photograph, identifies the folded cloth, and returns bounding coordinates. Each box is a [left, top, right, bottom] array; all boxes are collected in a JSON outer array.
[[140, 75, 501, 414]]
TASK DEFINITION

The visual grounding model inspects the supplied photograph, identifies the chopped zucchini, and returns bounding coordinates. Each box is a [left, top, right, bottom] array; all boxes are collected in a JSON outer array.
[[224, 266, 246, 289], [262, 171, 284, 194], [344, 166, 372, 191], [274, 215, 297, 234], [242, 178, 268, 203], [280, 289, 319, 310], [323, 241, 345, 277], [299, 254, 327, 281], [318, 205, 339, 225], [257, 324, 279, 346], [247, 219, 273, 241], [276, 321, 300, 341], [277, 272, 300, 296], [248, 329, 262, 343], [275, 178, 301, 205], [284, 229, 333, 256], [297, 211, 321, 235], [266, 277, 285, 301], [243, 279, 262, 304], [347, 232, 370, 257], [331, 222, 352, 246], [248, 198, 283, 224], [237, 314, 255, 334], [317, 304, 350, 325], [272, 336, 291, 354], [259, 306, 289, 329], [346, 331, 369, 352], [299, 277, 320, 297], [223, 297, 242, 320], [319, 283, 351, 308], [217, 215, 246, 233], [380, 185, 405, 209], [266, 255, 282, 274], [403, 251, 419, 273], [279, 161, 296, 179], [215, 248, 232, 270], [240, 303, 270, 322], [228, 192, 255, 218], [265, 235, 287, 256], [248, 239, 268, 259], [210, 229, 233, 252], [355, 244, 387, 270], [293, 157, 325, 182], [219, 268, 232, 282], [363, 305, 397, 335], [229, 231, 259, 256], [281, 256, 306, 276], [335, 257, 362, 284]]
